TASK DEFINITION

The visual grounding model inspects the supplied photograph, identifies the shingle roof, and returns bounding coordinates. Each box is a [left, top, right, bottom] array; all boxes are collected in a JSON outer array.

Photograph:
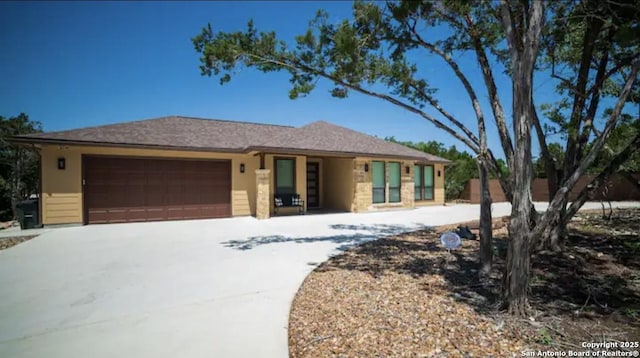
[[14, 116, 450, 163], [255, 121, 450, 163], [17, 116, 297, 151]]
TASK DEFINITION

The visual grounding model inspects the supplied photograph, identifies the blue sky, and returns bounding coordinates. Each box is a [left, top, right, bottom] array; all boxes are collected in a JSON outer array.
[[1, 1, 563, 158]]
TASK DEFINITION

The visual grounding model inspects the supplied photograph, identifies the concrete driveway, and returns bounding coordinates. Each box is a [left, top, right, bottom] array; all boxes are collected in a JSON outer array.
[[0, 201, 638, 358]]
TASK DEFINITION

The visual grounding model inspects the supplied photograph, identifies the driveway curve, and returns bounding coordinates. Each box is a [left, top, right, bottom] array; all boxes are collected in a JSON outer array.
[[0, 201, 638, 358]]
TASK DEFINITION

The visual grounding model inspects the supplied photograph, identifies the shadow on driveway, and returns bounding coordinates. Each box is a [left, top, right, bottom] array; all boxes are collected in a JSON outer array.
[[222, 223, 432, 251]]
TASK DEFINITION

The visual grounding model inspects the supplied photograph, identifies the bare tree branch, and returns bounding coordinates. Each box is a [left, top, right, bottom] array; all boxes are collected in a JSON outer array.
[[240, 53, 484, 153], [402, 16, 514, 199], [563, 16, 605, 176], [465, 14, 514, 168], [523, 0, 545, 63], [499, 0, 520, 61], [403, 20, 483, 148], [575, 48, 611, 162], [537, 60, 640, 236], [532, 97, 559, 199], [585, 52, 640, 98]]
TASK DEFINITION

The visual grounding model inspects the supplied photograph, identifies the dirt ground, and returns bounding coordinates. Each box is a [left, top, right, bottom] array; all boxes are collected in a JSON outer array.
[[289, 208, 640, 357]]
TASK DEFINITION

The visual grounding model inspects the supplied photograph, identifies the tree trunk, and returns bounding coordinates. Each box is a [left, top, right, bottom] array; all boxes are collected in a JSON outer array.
[[503, 59, 534, 315], [478, 159, 493, 275], [534, 200, 567, 252], [503, 87, 534, 316], [499, 0, 544, 315], [504, 217, 531, 316]]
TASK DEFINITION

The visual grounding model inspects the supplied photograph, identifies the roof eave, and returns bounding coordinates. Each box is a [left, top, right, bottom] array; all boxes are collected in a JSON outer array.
[[9, 136, 246, 154], [249, 145, 451, 163], [9, 137, 453, 163]]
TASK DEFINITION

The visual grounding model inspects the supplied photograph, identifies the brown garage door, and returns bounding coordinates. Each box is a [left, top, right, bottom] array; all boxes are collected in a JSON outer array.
[[83, 156, 231, 224]]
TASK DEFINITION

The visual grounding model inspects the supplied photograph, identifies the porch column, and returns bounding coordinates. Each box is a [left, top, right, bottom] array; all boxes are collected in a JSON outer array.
[[401, 161, 415, 208], [352, 158, 371, 212], [255, 169, 271, 219]]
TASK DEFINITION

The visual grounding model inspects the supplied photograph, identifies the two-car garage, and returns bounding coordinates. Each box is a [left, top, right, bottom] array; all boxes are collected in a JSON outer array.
[[83, 156, 231, 224]]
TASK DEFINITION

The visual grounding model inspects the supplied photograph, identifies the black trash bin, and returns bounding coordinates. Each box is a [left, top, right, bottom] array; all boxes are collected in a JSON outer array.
[[16, 199, 40, 230]]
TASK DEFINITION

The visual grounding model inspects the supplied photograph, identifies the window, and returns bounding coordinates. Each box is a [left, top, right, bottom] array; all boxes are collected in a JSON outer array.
[[414, 164, 434, 200], [372, 161, 385, 204], [414, 165, 422, 200], [275, 158, 295, 194], [388, 162, 401, 203], [423, 165, 434, 200]]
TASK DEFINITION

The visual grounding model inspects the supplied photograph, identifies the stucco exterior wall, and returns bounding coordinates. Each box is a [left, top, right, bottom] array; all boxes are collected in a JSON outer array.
[[322, 157, 354, 212], [40, 145, 258, 225], [266, 154, 307, 215], [434, 163, 445, 204], [41, 147, 83, 225], [40, 143, 446, 224]]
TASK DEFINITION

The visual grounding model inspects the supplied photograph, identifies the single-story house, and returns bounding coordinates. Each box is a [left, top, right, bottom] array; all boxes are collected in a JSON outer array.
[[12, 116, 450, 225]]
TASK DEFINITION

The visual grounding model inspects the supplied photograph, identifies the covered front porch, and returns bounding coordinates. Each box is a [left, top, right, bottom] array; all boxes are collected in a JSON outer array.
[[304, 156, 355, 214], [252, 153, 422, 219], [253, 153, 357, 218]]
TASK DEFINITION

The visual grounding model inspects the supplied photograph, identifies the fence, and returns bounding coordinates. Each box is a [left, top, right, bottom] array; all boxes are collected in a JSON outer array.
[[460, 174, 640, 203]]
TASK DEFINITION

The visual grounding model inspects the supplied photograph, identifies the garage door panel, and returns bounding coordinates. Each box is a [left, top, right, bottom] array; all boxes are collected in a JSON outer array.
[[127, 173, 146, 186], [84, 157, 231, 224], [125, 189, 146, 207], [88, 208, 127, 224], [141, 207, 167, 222], [122, 208, 149, 222], [146, 186, 165, 206], [146, 174, 165, 186]]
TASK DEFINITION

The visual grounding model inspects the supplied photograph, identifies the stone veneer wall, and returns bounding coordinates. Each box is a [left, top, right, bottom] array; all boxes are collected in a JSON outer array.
[[400, 160, 414, 208], [351, 158, 415, 212], [255, 169, 271, 219], [352, 158, 372, 212]]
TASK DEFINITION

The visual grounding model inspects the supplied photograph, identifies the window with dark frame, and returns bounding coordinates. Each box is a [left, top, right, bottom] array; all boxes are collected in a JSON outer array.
[[414, 165, 422, 200], [388, 162, 401, 203], [275, 158, 295, 195], [372, 161, 385, 204], [414, 164, 434, 200]]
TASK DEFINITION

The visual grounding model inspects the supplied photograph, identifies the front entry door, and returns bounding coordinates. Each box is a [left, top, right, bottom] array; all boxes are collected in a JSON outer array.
[[306, 162, 320, 209]]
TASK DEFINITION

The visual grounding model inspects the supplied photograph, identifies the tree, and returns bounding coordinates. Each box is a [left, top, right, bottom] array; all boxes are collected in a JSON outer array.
[[193, 0, 504, 283], [388, 138, 506, 274], [532, 0, 640, 251], [192, 0, 638, 315], [0, 113, 42, 220]]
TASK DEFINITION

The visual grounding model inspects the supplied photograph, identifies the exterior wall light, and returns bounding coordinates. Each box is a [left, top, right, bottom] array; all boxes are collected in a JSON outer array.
[[437, 170, 441, 177], [364, 163, 369, 172], [406, 166, 410, 174], [240, 163, 245, 173], [58, 157, 66, 170]]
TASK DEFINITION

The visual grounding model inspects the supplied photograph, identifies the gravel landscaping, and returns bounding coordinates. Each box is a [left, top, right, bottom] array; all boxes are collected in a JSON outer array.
[[288, 208, 640, 357], [0, 235, 36, 250]]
